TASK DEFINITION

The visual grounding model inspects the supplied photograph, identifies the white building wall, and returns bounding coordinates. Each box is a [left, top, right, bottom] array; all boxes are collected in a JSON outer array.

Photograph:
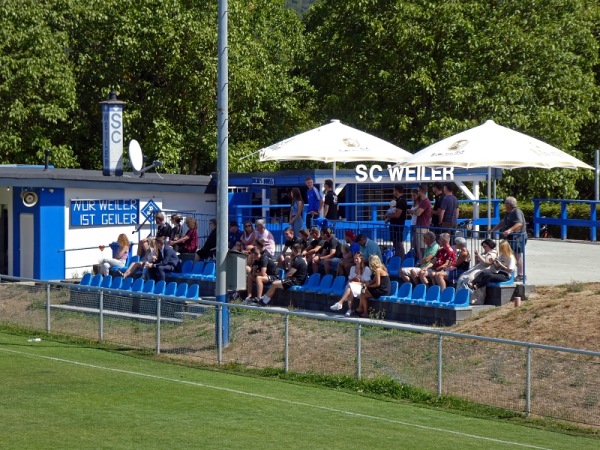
[[63, 188, 215, 278]]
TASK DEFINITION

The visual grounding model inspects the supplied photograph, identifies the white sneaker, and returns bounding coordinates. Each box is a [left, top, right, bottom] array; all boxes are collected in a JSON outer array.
[[345, 309, 353, 317], [242, 297, 253, 305], [260, 296, 270, 305], [330, 303, 343, 311]]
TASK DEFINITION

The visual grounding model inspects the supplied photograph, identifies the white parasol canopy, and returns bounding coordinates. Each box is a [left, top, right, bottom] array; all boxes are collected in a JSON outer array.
[[401, 119, 592, 170], [399, 119, 592, 229], [259, 119, 412, 188]]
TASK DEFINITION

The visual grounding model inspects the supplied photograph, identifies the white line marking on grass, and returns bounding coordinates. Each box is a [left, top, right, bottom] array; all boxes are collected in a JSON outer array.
[[0, 347, 551, 449]]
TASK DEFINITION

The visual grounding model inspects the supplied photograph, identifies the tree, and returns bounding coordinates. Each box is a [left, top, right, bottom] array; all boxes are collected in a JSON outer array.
[[304, 0, 599, 198], [0, 0, 78, 167]]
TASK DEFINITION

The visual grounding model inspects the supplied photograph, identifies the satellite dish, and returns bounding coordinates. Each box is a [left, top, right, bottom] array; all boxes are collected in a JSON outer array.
[[129, 139, 144, 174]]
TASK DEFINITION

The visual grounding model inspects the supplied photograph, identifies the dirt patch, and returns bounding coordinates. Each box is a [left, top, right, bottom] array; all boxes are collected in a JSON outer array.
[[454, 282, 600, 352]]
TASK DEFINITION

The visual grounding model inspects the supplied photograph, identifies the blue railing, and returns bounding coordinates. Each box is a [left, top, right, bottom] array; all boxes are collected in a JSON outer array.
[[532, 199, 600, 241]]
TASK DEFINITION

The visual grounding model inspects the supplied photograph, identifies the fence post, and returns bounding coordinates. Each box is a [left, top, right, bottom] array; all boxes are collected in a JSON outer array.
[[526, 345, 532, 417], [217, 304, 223, 366], [437, 334, 443, 396], [46, 284, 51, 333], [356, 323, 362, 380], [284, 314, 289, 373], [99, 290, 104, 341], [155, 298, 161, 355]]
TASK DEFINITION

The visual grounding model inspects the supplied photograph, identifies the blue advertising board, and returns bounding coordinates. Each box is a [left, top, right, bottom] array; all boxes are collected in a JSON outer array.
[[70, 199, 138, 227]]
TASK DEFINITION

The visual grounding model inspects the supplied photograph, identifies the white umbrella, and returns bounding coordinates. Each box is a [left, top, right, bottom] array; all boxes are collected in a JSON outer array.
[[400, 119, 592, 227], [402, 119, 592, 170], [259, 119, 412, 187]]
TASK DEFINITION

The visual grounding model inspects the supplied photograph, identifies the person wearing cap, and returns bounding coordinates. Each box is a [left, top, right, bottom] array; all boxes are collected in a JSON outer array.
[[228, 221, 243, 251], [490, 196, 527, 281], [344, 230, 360, 255]]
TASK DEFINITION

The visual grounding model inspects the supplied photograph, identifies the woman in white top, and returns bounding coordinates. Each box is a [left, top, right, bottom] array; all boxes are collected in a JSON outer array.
[[330, 252, 372, 312], [456, 238, 498, 290], [471, 240, 516, 289]]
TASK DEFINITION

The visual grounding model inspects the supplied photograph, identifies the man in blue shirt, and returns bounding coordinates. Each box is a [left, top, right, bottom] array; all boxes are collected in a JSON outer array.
[[228, 221, 243, 250], [305, 176, 323, 228]]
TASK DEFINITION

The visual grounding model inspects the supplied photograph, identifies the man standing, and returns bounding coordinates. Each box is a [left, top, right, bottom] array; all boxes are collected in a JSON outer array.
[[387, 184, 407, 258], [491, 196, 527, 281], [412, 184, 432, 261], [323, 179, 338, 221], [438, 184, 459, 230], [145, 237, 179, 282], [305, 176, 323, 228], [431, 182, 445, 232]]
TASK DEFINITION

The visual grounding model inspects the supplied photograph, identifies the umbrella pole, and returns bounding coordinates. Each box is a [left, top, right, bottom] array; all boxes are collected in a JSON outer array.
[[333, 161, 337, 192], [487, 167, 492, 232]]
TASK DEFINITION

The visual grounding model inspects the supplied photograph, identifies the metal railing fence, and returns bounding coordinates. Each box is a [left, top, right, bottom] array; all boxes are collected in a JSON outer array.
[[0, 275, 598, 426]]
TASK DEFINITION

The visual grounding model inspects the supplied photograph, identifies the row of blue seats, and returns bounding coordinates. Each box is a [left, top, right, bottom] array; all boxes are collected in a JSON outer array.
[[170, 260, 216, 282], [72, 273, 199, 301], [289, 273, 471, 309]]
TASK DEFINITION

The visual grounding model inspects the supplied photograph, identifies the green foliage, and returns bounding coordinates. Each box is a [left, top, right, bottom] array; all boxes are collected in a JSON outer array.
[[0, 0, 78, 167], [305, 0, 599, 198]]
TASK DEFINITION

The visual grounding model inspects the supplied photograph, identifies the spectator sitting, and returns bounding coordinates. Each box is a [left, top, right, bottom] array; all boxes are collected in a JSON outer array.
[[312, 227, 342, 275], [99, 233, 130, 276], [354, 255, 391, 318], [456, 239, 497, 291], [253, 218, 276, 255], [145, 237, 179, 282], [330, 252, 372, 313], [123, 237, 155, 278], [240, 221, 256, 253], [400, 231, 439, 284], [258, 243, 308, 306], [418, 232, 456, 286], [154, 212, 172, 241], [169, 214, 182, 252], [302, 227, 325, 273], [195, 218, 217, 262], [471, 240, 516, 291], [278, 227, 301, 269], [299, 228, 313, 252], [433, 236, 470, 290], [336, 244, 354, 277], [228, 220, 243, 251], [344, 230, 360, 255], [356, 233, 382, 263], [243, 239, 280, 304], [170, 216, 198, 256]]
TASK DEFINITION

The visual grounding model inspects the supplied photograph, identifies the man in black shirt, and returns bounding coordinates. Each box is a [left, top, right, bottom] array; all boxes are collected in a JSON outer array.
[[312, 227, 342, 275], [258, 244, 308, 306], [277, 226, 302, 269], [323, 179, 338, 221], [388, 184, 407, 258], [244, 238, 279, 303]]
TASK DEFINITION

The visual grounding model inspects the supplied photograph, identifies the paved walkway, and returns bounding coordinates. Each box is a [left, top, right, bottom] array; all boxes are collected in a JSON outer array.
[[524, 239, 599, 286]]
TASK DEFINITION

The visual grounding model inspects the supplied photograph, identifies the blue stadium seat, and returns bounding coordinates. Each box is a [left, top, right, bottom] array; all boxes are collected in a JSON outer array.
[[407, 283, 426, 303], [164, 281, 177, 297], [379, 280, 399, 302], [385, 256, 401, 275], [175, 283, 188, 298], [438, 287, 455, 306], [110, 276, 123, 290], [395, 282, 412, 302], [99, 275, 113, 289], [141, 279, 155, 294], [153, 280, 166, 295], [307, 274, 333, 295], [446, 288, 470, 308], [401, 257, 415, 268], [185, 284, 200, 301], [79, 273, 92, 286], [322, 275, 347, 297], [130, 278, 144, 293], [177, 261, 204, 280], [120, 277, 134, 291], [422, 285, 441, 306], [488, 271, 516, 287], [197, 261, 216, 281]]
